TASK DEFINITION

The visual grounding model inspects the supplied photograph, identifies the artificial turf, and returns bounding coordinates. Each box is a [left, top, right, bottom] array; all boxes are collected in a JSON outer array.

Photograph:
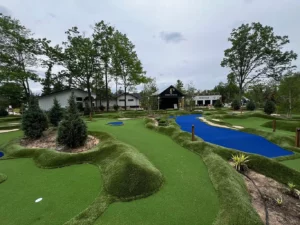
[[88, 119, 219, 225], [223, 117, 295, 137], [281, 158, 300, 172], [0, 130, 22, 145], [0, 158, 101, 225]]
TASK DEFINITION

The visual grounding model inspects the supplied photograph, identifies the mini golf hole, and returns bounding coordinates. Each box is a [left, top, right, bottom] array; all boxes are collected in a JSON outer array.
[[35, 198, 43, 203], [0, 152, 4, 158], [107, 121, 124, 126]]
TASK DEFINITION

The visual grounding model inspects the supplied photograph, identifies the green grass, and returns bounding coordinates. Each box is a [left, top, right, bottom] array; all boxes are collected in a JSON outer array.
[[145, 118, 263, 225], [281, 158, 300, 172], [223, 117, 295, 137], [261, 120, 300, 132], [88, 119, 219, 225], [0, 130, 22, 145], [0, 130, 163, 225], [0, 158, 101, 225]]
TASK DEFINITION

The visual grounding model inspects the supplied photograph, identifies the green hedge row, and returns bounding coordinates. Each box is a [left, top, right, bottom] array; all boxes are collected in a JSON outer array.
[[261, 120, 300, 132]]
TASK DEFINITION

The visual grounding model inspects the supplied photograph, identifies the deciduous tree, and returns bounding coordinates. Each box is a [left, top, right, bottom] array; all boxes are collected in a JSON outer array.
[[221, 22, 297, 101]]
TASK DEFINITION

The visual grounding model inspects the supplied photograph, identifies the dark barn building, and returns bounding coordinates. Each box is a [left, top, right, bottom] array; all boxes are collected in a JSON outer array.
[[155, 85, 185, 110]]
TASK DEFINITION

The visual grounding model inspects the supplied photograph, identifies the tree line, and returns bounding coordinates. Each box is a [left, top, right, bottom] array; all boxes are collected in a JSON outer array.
[[0, 13, 148, 111]]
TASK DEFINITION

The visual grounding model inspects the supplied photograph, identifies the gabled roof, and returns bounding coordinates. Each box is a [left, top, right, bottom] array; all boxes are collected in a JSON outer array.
[[117, 92, 141, 100], [153, 85, 185, 96], [39, 88, 95, 99]]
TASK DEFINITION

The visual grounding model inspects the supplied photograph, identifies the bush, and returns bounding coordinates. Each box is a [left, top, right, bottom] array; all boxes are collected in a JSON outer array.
[[21, 96, 48, 139], [231, 99, 240, 110], [264, 100, 276, 115], [246, 101, 256, 111], [49, 98, 63, 127], [0, 107, 8, 117], [76, 102, 84, 112], [57, 93, 87, 148], [84, 102, 91, 116], [99, 105, 105, 111], [214, 99, 223, 108], [113, 104, 119, 111]]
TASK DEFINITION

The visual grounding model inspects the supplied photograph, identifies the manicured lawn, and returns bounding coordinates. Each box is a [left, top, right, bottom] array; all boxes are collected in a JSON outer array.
[[281, 158, 300, 172], [88, 119, 219, 225], [223, 117, 295, 137], [0, 158, 101, 225], [0, 130, 22, 145]]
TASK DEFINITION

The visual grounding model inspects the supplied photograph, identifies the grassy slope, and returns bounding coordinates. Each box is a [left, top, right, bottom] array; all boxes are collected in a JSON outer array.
[[0, 158, 101, 225], [0, 130, 22, 145], [223, 117, 295, 137], [281, 159, 300, 172], [88, 119, 219, 225]]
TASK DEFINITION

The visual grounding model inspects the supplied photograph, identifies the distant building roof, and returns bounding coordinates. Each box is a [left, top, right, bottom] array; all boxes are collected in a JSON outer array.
[[117, 92, 141, 100], [39, 88, 95, 99]]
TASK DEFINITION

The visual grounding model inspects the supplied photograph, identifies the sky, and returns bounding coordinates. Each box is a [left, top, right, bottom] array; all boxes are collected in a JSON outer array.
[[0, 0, 300, 93]]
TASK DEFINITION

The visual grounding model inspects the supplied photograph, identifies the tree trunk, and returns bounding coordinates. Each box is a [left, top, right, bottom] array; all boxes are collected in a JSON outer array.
[[105, 65, 109, 112], [124, 86, 127, 111], [116, 81, 118, 106], [289, 89, 292, 118], [87, 78, 93, 120]]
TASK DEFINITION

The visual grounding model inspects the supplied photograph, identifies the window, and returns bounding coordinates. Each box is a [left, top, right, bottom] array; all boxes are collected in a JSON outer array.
[[128, 99, 134, 102], [119, 99, 125, 102], [76, 97, 83, 101]]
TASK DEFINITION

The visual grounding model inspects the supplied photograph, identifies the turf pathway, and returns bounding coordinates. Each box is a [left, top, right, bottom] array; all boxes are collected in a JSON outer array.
[[176, 115, 293, 158], [281, 158, 300, 172], [0, 159, 101, 225], [0, 131, 102, 225], [88, 119, 219, 225]]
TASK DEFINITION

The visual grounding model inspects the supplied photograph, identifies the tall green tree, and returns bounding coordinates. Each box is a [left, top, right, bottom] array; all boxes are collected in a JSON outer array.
[[277, 72, 300, 117], [0, 82, 24, 107], [140, 77, 158, 110], [185, 82, 196, 110], [112, 32, 147, 110], [62, 27, 98, 111], [0, 14, 41, 100], [93, 21, 115, 111], [175, 80, 185, 93], [39, 39, 63, 95], [221, 22, 297, 101]]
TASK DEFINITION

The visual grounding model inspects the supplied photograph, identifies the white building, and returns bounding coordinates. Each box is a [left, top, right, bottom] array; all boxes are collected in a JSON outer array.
[[38, 89, 141, 111], [193, 95, 222, 106], [38, 89, 96, 111], [96, 93, 141, 110]]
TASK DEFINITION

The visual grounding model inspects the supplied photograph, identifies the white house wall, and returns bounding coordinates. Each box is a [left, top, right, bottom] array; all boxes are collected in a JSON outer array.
[[38, 90, 95, 111], [193, 95, 222, 106]]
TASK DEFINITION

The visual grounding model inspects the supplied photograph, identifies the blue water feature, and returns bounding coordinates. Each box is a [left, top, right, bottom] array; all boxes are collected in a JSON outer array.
[[176, 114, 293, 158], [107, 121, 124, 126], [0, 152, 4, 158]]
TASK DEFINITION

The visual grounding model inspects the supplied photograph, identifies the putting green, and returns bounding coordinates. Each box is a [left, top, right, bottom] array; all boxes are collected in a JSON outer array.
[[0, 158, 101, 225], [223, 117, 295, 137], [88, 119, 219, 225], [281, 158, 300, 172]]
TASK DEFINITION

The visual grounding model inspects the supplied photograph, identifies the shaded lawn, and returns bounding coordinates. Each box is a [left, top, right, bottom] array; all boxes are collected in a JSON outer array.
[[223, 117, 295, 137], [0, 131, 23, 146], [0, 158, 101, 225], [88, 119, 219, 225], [281, 158, 300, 172]]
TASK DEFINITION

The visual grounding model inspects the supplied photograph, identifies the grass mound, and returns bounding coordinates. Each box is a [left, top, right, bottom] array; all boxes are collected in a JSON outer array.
[[0, 173, 7, 184], [0, 130, 163, 224], [261, 120, 300, 132]]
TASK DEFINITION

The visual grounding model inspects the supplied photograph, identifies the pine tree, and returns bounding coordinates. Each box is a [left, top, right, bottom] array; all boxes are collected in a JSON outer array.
[[264, 100, 276, 115], [57, 93, 87, 148], [22, 96, 48, 139], [49, 98, 63, 126]]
